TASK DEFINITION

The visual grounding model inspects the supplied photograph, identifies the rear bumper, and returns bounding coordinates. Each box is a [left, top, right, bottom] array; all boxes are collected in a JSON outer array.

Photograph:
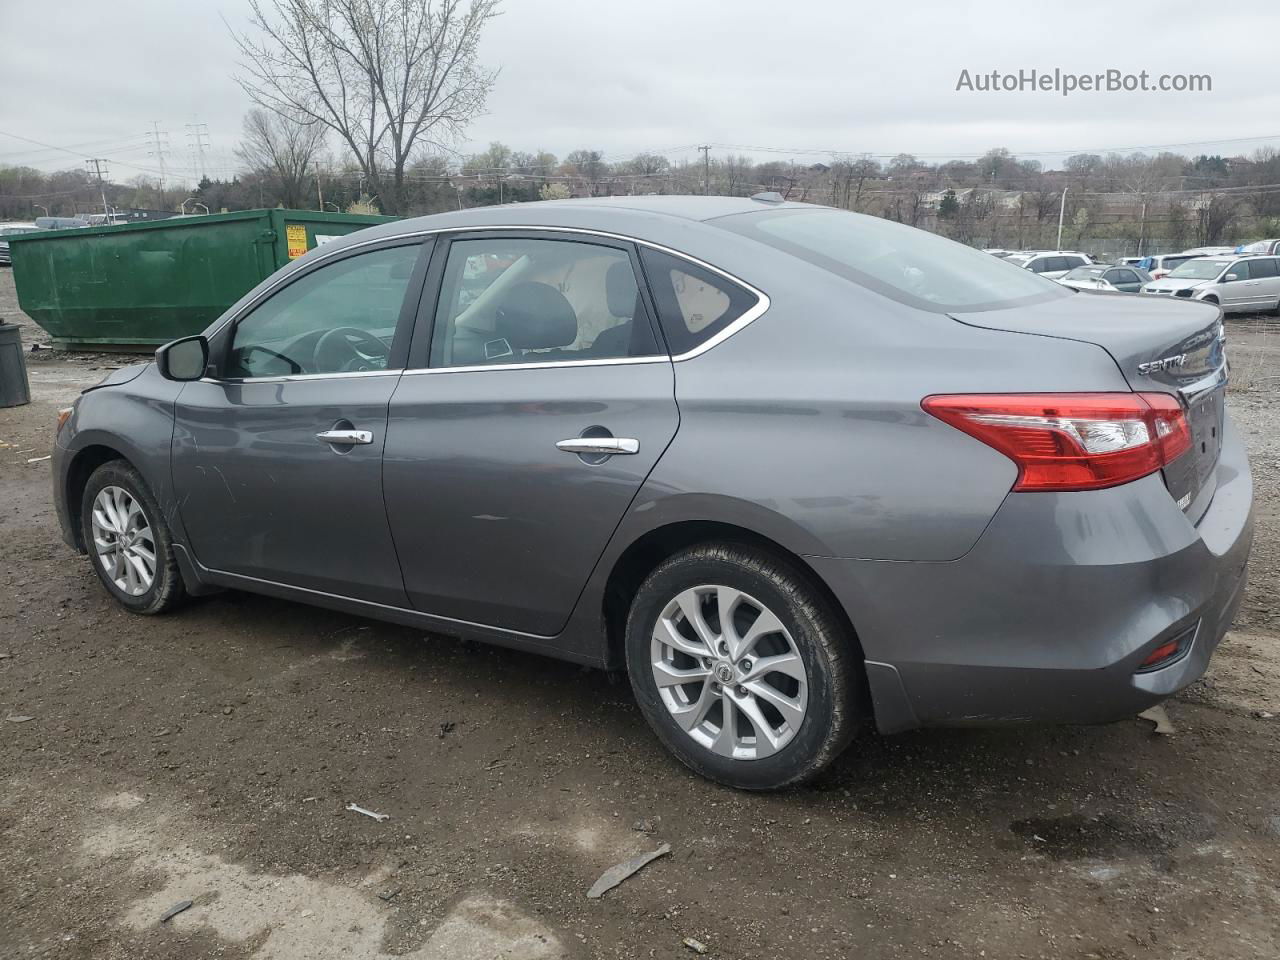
[[811, 413, 1254, 734]]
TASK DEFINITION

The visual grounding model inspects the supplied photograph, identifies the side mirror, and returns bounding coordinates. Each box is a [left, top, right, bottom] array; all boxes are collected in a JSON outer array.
[[1222, 273, 1238, 283], [155, 335, 209, 381]]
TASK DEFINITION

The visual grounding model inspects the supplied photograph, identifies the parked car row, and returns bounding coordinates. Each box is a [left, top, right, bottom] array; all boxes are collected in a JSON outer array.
[[0, 222, 42, 265]]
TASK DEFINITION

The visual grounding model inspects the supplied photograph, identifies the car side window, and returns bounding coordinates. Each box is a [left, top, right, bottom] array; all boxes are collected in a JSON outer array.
[[639, 248, 760, 355], [228, 244, 422, 378], [1249, 258, 1278, 278], [1113, 269, 1137, 284], [1028, 258, 1048, 273], [1225, 261, 1250, 281], [428, 238, 660, 368]]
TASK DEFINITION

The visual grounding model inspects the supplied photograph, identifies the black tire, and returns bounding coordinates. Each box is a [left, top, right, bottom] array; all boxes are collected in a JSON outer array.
[[625, 543, 861, 790], [80, 460, 186, 615]]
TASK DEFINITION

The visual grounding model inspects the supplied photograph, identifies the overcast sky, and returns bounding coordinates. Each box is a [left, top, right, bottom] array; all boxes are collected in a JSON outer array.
[[2, 0, 1277, 185]]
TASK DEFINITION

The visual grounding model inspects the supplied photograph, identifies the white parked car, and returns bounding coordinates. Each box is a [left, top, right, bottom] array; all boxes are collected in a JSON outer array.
[[1003, 251, 1092, 279], [1141, 255, 1280, 314]]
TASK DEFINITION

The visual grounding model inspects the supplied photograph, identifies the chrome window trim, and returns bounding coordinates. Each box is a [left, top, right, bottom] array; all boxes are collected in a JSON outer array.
[[401, 355, 669, 377], [205, 224, 770, 372], [199, 368, 402, 386]]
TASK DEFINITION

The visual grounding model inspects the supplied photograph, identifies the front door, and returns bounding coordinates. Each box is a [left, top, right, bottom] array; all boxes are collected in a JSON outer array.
[[383, 232, 679, 636], [1219, 260, 1257, 311], [173, 240, 430, 605]]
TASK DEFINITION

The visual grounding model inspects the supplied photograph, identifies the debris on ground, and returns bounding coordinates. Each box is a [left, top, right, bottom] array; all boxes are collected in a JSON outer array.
[[159, 900, 193, 923], [631, 818, 657, 833], [26, 455, 51, 463], [5, 715, 34, 723], [1138, 704, 1176, 735], [345, 802, 390, 822], [301, 796, 318, 803], [586, 842, 671, 899], [438, 720, 456, 738], [378, 887, 401, 902], [682, 937, 709, 954], [0, 652, 11, 660], [1256, 710, 1275, 720]]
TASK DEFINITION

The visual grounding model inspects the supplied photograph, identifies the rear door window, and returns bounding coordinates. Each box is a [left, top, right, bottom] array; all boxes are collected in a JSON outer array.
[[428, 237, 661, 368], [1248, 258, 1278, 278], [639, 248, 760, 356]]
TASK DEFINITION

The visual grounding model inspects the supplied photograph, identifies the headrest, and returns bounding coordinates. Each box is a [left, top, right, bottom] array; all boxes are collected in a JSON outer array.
[[606, 260, 638, 317], [494, 281, 578, 349]]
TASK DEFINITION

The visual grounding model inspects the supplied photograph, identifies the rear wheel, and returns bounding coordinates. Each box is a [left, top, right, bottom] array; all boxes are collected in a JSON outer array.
[[80, 461, 185, 614], [625, 543, 860, 790]]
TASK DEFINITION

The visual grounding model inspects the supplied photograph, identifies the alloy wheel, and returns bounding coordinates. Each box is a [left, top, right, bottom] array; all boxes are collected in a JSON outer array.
[[650, 584, 809, 760], [90, 485, 157, 597]]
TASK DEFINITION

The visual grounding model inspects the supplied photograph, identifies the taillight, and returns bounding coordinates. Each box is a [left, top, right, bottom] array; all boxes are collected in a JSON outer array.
[[922, 392, 1192, 492]]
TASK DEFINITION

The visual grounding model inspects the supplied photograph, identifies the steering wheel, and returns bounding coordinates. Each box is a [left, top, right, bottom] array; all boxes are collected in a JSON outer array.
[[313, 326, 391, 373]]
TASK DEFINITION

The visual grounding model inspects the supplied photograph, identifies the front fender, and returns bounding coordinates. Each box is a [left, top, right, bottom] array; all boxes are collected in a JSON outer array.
[[55, 365, 184, 546]]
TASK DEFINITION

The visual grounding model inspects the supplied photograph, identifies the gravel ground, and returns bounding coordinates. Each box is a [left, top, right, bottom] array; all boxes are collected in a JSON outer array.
[[2, 268, 1279, 960]]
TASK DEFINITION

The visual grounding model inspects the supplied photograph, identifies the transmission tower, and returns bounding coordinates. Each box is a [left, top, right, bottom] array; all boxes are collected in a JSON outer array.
[[147, 121, 171, 195], [185, 122, 211, 182]]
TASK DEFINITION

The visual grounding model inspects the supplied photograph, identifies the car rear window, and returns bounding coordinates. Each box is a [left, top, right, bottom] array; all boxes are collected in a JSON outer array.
[[715, 208, 1069, 313], [639, 248, 760, 355]]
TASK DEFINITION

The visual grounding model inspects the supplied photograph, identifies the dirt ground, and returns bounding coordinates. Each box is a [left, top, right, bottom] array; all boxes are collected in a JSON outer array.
[[2, 268, 1279, 960]]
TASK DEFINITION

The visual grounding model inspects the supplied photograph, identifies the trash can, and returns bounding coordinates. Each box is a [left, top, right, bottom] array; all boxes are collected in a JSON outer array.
[[0, 322, 31, 407], [7, 208, 396, 351]]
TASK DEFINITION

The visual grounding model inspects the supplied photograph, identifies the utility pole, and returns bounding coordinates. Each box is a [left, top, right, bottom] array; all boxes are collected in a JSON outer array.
[[698, 145, 711, 195], [146, 121, 170, 199], [85, 159, 110, 217], [185, 122, 211, 183], [1056, 186, 1068, 250]]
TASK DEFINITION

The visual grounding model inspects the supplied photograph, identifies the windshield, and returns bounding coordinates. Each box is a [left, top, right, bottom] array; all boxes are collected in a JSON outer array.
[[716, 209, 1068, 312], [1065, 266, 1107, 279], [1168, 259, 1229, 280]]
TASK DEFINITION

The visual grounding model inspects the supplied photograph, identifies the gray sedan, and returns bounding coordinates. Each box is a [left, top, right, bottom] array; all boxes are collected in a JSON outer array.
[[1057, 264, 1151, 292], [52, 196, 1253, 789]]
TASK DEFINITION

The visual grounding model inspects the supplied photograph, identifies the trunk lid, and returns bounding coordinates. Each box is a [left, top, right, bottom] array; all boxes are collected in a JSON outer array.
[[950, 292, 1227, 519]]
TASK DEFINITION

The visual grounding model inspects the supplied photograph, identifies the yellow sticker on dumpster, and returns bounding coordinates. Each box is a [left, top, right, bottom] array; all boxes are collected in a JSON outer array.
[[285, 224, 309, 259]]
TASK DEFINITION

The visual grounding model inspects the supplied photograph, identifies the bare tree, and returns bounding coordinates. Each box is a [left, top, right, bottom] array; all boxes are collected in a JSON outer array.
[[1195, 193, 1238, 246], [235, 109, 326, 209], [231, 0, 501, 214]]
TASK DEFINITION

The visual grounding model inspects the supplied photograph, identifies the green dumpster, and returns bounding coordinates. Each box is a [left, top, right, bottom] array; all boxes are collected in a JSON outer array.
[[8, 209, 395, 351]]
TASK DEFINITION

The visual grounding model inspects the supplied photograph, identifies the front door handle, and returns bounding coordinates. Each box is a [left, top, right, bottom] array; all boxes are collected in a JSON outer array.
[[316, 429, 373, 445], [556, 437, 640, 455]]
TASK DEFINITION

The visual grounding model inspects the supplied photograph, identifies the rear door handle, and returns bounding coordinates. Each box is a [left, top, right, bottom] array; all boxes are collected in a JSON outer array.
[[316, 429, 373, 445], [556, 437, 640, 455]]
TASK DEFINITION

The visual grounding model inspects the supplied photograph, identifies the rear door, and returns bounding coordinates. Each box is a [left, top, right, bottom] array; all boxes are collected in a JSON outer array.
[[172, 239, 430, 605], [383, 231, 679, 636], [1248, 257, 1280, 308]]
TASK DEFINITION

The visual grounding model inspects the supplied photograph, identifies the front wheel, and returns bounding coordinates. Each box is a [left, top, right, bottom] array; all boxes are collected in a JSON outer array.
[[80, 460, 186, 614], [625, 544, 861, 790]]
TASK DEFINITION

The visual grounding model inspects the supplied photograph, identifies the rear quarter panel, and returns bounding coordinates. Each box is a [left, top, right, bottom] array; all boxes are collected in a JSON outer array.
[[631, 257, 1134, 562]]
